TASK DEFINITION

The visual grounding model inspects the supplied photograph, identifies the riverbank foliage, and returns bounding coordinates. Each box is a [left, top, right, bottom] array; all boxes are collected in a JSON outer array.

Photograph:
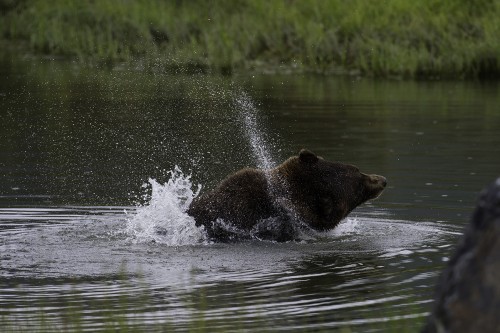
[[1, 0, 500, 78]]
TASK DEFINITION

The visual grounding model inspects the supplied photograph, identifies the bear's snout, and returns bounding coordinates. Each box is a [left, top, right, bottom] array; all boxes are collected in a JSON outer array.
[[374, 175, 387, 188], [364, 174, 387, 186], [363, 174, 387, 199]]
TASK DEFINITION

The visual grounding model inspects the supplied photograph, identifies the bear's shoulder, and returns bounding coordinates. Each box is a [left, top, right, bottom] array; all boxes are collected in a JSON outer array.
[[217, 167, 267, 190]]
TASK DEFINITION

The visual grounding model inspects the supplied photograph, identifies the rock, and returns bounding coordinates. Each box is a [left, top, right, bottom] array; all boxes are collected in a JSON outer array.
[[423, 178, 500, 333]]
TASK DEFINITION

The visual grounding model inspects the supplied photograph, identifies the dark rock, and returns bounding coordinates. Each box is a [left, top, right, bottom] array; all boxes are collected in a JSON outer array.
[[423, 178, 500, 333]]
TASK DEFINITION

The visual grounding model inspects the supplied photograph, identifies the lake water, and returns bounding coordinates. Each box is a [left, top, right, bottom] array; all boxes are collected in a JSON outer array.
[[1, 55, 500, 332]]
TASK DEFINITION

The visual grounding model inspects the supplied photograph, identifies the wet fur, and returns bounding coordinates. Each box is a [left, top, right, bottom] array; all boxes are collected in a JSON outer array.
[[187, 149, 387, 242]]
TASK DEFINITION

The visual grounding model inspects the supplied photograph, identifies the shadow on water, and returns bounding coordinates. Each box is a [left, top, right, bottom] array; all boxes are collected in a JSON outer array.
[[1, 54, 500, 331]]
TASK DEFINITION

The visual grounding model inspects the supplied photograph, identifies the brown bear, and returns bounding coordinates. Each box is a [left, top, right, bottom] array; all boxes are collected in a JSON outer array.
[[187, 149, 387, 242]]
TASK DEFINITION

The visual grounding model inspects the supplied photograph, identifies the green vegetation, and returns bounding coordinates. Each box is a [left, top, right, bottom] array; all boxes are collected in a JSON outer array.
[[2, 0, 500, 78]]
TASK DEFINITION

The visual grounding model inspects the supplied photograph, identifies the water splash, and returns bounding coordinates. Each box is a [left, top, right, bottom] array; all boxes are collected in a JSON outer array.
[[126, 91, 288, 244], [126, 166, 207, 246], [233, 92, 277, 170], [329, 218, 361, 236], [126, 92, 301, 244], [232, 91, 311, 240]]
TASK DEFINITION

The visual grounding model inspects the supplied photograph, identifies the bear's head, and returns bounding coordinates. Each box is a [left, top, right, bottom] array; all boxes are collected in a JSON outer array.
[[274, 149, 387, 231]]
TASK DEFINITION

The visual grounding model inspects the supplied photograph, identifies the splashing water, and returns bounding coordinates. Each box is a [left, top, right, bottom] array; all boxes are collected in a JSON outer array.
[[126, 91, 287, 245], [329, 218, 361, 236], [126, 92, 307, 244], [126, 166, 207, 245], [232, 91, 313, 239], [234, 92, 277, 170]]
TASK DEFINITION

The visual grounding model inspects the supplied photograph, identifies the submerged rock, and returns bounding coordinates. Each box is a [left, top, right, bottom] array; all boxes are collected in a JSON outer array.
[[423, 178, 500, 333]]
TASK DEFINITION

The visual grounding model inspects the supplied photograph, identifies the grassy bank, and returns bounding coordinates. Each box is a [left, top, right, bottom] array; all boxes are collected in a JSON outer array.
[[1, 0, 500, 78]]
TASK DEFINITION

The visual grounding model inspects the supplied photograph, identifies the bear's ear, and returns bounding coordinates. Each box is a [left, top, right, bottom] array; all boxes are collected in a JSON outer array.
[[299, 149, 319, 164]]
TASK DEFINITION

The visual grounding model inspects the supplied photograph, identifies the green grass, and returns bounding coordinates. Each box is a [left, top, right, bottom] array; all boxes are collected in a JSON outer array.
[[2, 0, 500, 78]]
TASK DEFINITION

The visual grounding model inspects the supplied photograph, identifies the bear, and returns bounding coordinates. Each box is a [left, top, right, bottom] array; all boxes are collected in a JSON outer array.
[[187, 149, 387, 242]]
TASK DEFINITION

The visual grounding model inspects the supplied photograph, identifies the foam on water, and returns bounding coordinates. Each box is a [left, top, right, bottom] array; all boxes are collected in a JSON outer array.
[[329, 218, 362, 236], [126, 166, 207, 246]]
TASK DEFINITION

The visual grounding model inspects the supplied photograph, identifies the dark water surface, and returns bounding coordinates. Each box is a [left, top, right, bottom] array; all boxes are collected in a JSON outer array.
[[1, 55, 500, 332]]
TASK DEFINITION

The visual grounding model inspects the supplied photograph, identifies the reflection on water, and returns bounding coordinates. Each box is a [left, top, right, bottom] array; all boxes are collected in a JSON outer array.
[[1, 55, 500, 331]]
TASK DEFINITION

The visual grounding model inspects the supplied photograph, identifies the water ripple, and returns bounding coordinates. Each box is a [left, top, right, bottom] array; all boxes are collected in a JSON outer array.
[[0, 206, 461, 332]]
